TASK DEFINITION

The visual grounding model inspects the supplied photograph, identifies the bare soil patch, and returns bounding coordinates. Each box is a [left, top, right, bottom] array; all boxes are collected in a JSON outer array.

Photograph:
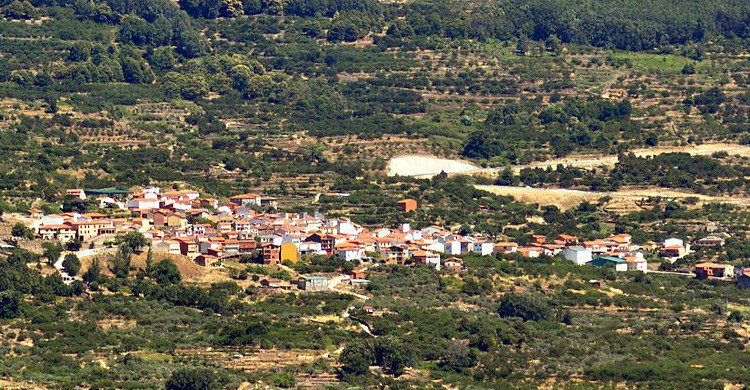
[[388, 155, 479, 177], [476, 184, 750, 211]]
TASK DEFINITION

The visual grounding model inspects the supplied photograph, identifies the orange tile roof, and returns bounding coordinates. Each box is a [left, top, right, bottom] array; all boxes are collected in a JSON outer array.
[[694, 262, 731, 269]]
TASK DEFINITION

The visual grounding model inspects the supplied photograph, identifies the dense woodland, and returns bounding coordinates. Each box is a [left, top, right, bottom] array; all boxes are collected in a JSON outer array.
[[0, 0, 749, 388]]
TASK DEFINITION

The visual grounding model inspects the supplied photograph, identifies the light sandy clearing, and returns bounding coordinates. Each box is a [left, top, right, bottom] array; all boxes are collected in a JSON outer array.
[[475, 185, 750, 211], [510, 142, 750, 173], [388, 155, 479, 177], [388, 143, 750, 178]]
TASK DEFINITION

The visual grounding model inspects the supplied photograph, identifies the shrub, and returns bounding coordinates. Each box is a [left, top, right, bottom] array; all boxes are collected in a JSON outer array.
[[497, 293, 553, 322]]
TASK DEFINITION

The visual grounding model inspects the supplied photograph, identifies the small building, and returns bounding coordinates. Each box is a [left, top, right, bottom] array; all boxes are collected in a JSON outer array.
[[494, 242, 518, 254], [696, 236, 725, 247], [555, 234, 579, 245], [384, 245, 409, 264], [27, 209, 44, 218], [625, 256, 648, 273], [153, 239, 181, 255], [196, 254, 221, 267], [411, 250, 441, 269], [694, 262, 734, 280], [590, 256, 628, 272], [38, 224, 77, 242], [238, 240, 258, 254], [659, 238, 689, 262], [66, 189, 87, 200], [335, 243, 364, 262], [230, 193, 262, 207], [299, 276, 328, 291], [177, 239, 199, 256], [280, 242, 300, 263], [737, 270, 750, 289], [588, 279, 606, 288], [396, 199, 418, 213], [443, 257, 464, 272], [260, 278, 291, 289], [472, 242, 494, 256], [262, 243, 281, 265], [563, 247, 593, 265], [517, 247, 541, 258]]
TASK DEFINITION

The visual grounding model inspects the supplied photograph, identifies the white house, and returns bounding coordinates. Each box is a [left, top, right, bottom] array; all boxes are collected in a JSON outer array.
[[412, 250, 441, 269], [563, 247, 593, 265], [336, 243, 364, 261], [337, 219, 360, 236], [472, 242, 494, 256], [299, 241, 323, 254], [33, 214, 65, 232], [443, 240, 462, 255], [128, 192, 160, 210], [626, 255, 648, 272]]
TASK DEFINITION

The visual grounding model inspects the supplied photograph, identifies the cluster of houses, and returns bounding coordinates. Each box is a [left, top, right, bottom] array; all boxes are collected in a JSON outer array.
[[24, 188, 747, 284]]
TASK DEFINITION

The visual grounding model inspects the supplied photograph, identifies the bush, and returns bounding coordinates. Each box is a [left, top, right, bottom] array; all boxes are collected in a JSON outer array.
[[150, 259, 182, 284], [62, 253, 81, 276], [497, 293, 553, 322], [165, 367, 217, 390], [0, 291, 21, 319]]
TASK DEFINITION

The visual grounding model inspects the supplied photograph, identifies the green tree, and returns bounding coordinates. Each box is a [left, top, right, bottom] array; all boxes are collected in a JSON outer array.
[[2, 0, 38, 20], [120, 231, 147, 253], [150, 259, 182, 284], [339, 341, 373, 376], [0, 291, 21, 319], [121, 57, 155, 84], [110, 246, 132, 278], [374, 337, 413, 377], [83, 259, 102, 283], [11, 222, 31, 238], [164, 72, 209, 100], [545, 34, 563, 55], [148, 46, 177, 71], [516, 34, 530, 55], [42, 242, 63, 265], [498, 293, 553, 322], [62, 253, 81, 276], [495, 166, 518, 186], [165, 367, 217, 390]]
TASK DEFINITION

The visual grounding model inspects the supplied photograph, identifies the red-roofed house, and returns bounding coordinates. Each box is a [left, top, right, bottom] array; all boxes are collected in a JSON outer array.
[[230, 193, 262, 207], [396, 199, 417, 212], [694, 262, 734, 280]]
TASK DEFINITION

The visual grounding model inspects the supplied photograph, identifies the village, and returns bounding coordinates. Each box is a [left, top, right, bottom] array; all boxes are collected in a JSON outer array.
[[11, 186, 750, 290]]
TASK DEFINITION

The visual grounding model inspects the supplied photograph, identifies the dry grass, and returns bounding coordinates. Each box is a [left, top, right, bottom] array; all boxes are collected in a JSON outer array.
[[79, 251, 217, 283], [475, 185, 604, 210], [476, 184, 750, 211]]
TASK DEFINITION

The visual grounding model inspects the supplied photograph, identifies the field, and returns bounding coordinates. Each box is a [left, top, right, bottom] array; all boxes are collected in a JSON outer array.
[[476, 184, 750, 211]]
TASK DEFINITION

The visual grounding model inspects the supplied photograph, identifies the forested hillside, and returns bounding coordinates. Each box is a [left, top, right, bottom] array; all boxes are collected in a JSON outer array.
[[0, 0, 748, 204]]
